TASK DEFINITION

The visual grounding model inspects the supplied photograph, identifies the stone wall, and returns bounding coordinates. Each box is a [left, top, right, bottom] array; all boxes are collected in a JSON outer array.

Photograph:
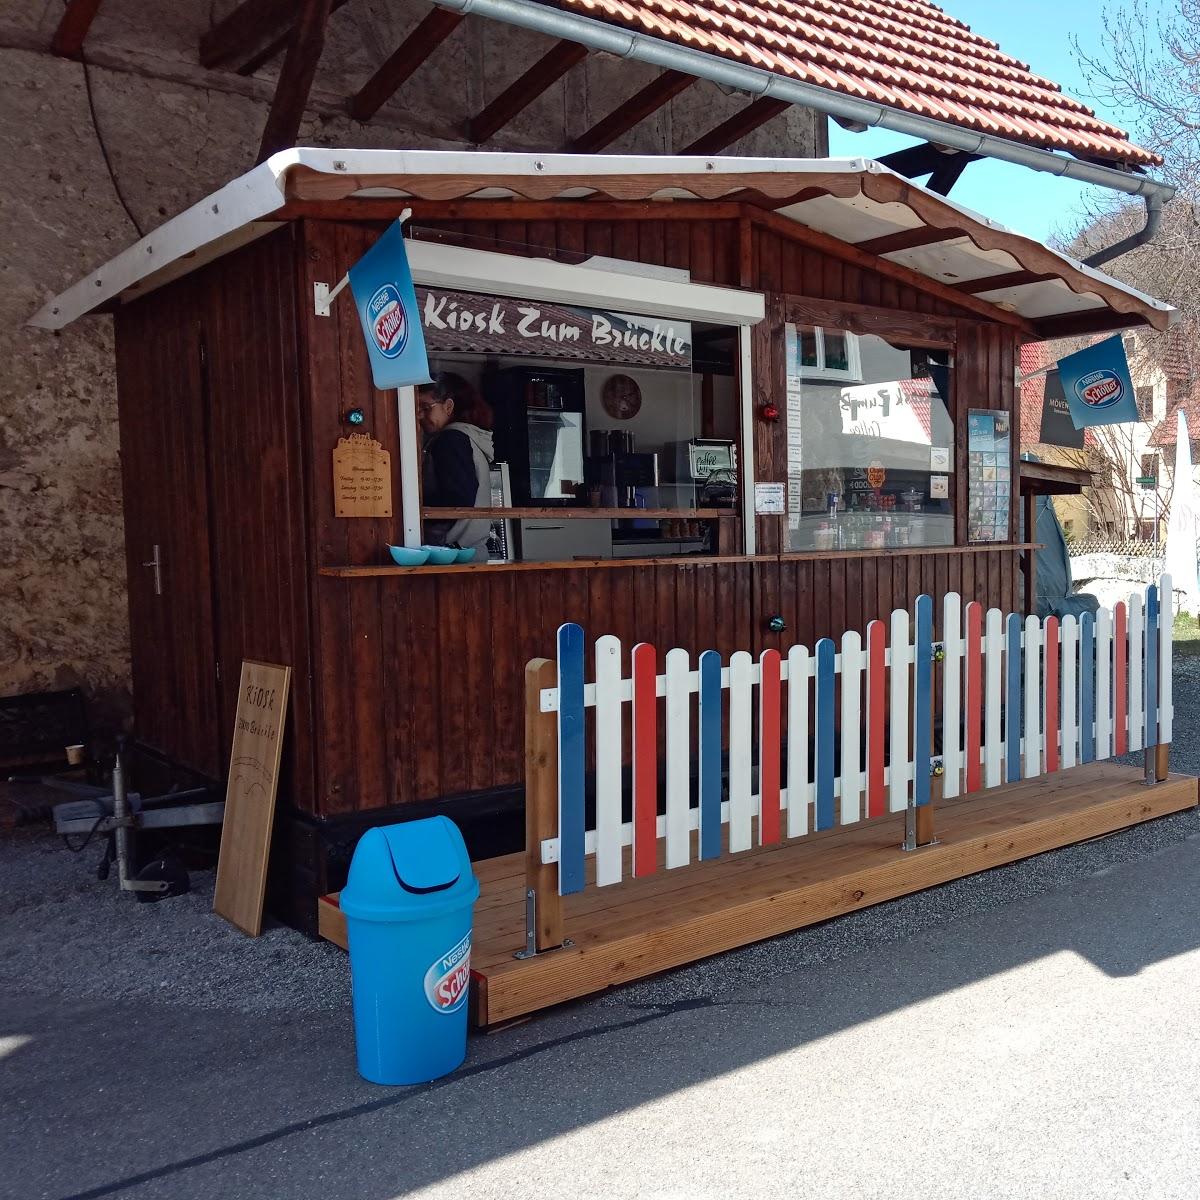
[[0, 0, 824, 730]]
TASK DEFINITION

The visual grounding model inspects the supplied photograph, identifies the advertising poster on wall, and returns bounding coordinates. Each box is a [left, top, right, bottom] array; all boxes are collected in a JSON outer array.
[[967, 409, 1012, 543]]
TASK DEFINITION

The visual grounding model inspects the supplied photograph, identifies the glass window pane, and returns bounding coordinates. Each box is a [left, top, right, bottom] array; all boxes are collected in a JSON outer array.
[[785, 327, 955, 551], [823, 329, 850, 372], [799, 326, 819, 367]]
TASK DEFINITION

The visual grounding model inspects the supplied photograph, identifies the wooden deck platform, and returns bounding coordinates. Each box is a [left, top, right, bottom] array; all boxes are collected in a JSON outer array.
[[318, 763, 1197, 1027]]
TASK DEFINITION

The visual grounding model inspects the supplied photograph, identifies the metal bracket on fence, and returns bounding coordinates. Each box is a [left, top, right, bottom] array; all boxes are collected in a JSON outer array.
[[515, 888, 539, 959], [902, 796, 936, 854], [514, 887, 574, 959]]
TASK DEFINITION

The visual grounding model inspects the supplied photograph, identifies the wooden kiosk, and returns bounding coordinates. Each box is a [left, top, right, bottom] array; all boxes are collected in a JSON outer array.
[[32, 150, 1195, 1018]]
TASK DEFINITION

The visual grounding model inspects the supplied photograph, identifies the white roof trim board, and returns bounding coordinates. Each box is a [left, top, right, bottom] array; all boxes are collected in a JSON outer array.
[[28, 148, 1175, 333]]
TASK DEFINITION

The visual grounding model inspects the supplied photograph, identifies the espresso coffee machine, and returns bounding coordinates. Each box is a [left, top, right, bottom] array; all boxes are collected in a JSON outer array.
[[585, 429, 659, 508]]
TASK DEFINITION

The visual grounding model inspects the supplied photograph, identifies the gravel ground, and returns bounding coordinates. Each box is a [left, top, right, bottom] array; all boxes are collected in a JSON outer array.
[[3, 652, 1197, 1020]]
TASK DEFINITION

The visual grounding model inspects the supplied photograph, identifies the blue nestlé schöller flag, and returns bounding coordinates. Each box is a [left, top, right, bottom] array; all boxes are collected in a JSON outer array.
[[347, 219, 431, 390], [1057, 335, 1139, 429]]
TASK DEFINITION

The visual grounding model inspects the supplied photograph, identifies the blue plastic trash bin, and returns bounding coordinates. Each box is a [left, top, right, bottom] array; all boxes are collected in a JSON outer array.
[[339, 815, 480, 1085]]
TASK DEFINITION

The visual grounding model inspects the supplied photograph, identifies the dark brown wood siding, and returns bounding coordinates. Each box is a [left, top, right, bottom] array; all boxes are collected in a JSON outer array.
[[114, 227, 316, 810], [115, 284, 222, 776], [297, 214, 1024, 815]]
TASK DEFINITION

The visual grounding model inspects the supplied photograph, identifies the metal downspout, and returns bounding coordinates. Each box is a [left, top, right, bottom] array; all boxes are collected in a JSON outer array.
[[437, 0, 1176, 207], [1082, 193, 1166, 268]]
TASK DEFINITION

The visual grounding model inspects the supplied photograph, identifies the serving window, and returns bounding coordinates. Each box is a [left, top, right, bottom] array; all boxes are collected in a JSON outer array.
[[785, 319, 955, 553], [415, 285, 744, 564]]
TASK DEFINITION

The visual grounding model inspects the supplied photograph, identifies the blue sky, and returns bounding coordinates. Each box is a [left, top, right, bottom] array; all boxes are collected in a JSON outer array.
[[827, 0, 1164, 242]]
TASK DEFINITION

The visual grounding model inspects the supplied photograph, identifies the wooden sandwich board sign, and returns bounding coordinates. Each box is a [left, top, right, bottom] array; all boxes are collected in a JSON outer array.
[[214, 660, 291, 936]]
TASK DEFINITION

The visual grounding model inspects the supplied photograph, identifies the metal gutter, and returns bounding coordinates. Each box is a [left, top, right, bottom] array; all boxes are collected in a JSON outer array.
[[439, 0, 1176, 206]]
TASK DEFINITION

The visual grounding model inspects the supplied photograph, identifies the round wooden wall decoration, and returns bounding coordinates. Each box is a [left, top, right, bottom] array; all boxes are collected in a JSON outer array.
[[602, 374, 642, 420]]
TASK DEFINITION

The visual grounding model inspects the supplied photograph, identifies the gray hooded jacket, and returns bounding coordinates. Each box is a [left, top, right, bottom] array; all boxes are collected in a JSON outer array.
[[423, 421, 494, 558]]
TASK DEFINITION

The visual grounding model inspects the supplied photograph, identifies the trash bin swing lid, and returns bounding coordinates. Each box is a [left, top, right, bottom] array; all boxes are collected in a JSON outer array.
[[382, 819, 459, 893], [339, 815, 479, 922]]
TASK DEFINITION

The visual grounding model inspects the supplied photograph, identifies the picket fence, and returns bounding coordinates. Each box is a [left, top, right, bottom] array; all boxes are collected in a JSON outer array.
[[537, 576, 1175, 897]]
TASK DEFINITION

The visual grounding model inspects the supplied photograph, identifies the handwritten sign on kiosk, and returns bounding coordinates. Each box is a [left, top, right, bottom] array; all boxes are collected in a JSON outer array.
[[332, 433, 393, 518], [214, 660, 291, 936]]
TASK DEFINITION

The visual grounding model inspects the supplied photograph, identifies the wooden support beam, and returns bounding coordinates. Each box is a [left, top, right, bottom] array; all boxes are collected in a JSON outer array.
[[926, 153, 977, 196], [877, 142, 980, 194], [957, 269, 1057, 295], [678, 97, 790, 156], [469, 40, 589, 145], [50, 0, 105, 59], [525, 659, 565, 951], [256, 0, 333, 164], [1034, 309, 1147, 339], [855, 224, 969, 256], [233, 0, 352, 76], [1022, 491, 1038, 616], [350, 9, 465, 122], [569, 70, 697, 153], [200, 0, 295, 69]]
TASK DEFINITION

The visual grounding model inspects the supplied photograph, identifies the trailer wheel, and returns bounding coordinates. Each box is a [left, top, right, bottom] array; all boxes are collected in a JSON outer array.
[[134, 856, 190, 902]]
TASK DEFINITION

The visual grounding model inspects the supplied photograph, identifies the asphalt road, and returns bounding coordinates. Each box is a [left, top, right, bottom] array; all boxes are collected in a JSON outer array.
[[5, 802, 1200, 1200]]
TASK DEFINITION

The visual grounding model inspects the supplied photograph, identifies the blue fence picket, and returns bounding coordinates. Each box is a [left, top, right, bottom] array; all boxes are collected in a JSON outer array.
[[1079, 612, 1095, 764], [1005, 612, 1022, 783], [815, 639, 836, 831], [1145, 583, 1159, 748], [913, 594, 933, 808], [556, 622, 587, 896], [698, 650, 723, 862]]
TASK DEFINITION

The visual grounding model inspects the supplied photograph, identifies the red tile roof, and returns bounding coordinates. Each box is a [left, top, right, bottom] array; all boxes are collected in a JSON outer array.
[[1149, 390, 1200, 449], [553, 0, 1161, 167]]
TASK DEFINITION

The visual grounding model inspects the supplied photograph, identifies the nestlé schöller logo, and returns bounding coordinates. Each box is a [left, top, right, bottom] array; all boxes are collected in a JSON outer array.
[[368, 283, 409, 359], [423, 930, 471, 1014], [1074, 368, 1124, 409]]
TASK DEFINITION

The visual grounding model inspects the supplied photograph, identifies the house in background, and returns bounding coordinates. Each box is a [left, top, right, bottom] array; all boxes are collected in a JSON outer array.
[[1019, 332, 1187, 547]]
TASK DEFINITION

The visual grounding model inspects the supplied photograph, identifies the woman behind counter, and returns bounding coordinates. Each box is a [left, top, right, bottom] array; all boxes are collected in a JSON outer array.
[[418, 372, 494, 560]]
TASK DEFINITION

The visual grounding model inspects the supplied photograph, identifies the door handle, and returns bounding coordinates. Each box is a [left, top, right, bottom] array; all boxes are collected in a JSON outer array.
[[141, 544, 163, 596]]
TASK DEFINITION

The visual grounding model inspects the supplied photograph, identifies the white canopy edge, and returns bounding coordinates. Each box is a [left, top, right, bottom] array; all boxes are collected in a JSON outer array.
[[28, 147, 1175, 332]]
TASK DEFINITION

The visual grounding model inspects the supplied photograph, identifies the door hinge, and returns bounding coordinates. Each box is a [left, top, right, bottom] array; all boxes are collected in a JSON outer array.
[[141, 544, 163, 596]]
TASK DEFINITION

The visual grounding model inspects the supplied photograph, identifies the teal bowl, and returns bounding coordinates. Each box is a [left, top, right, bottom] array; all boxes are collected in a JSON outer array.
[[420, 545, 459, 566], [453, 547, 477, 564], [388, 545, 430, 567]]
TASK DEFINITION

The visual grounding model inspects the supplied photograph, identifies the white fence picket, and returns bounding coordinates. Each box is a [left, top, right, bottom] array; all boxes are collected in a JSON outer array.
[[1095, 608, 1112, 761], [984, 608, 1004, 787], [888, 608, 910, 813], [840, 631, 863, 824], [728, 651, 753, 853], [664, 647, 691, 869], [942, 593, 963, 799], [1128, 594, 1144, 754], [1024, 614, 1041, 779], [593, 634, 624, 886], [1061, 615, 1078, 769], [786, 645, 810, 838]]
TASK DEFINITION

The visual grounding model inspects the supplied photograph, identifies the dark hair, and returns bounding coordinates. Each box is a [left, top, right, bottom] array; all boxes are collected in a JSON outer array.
[[431, 371, 493, 430]]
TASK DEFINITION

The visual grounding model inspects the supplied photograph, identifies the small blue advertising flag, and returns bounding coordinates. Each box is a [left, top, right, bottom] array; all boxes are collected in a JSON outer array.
[[347, 219, 431, 390], [1057, 335, 1139, 429]]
